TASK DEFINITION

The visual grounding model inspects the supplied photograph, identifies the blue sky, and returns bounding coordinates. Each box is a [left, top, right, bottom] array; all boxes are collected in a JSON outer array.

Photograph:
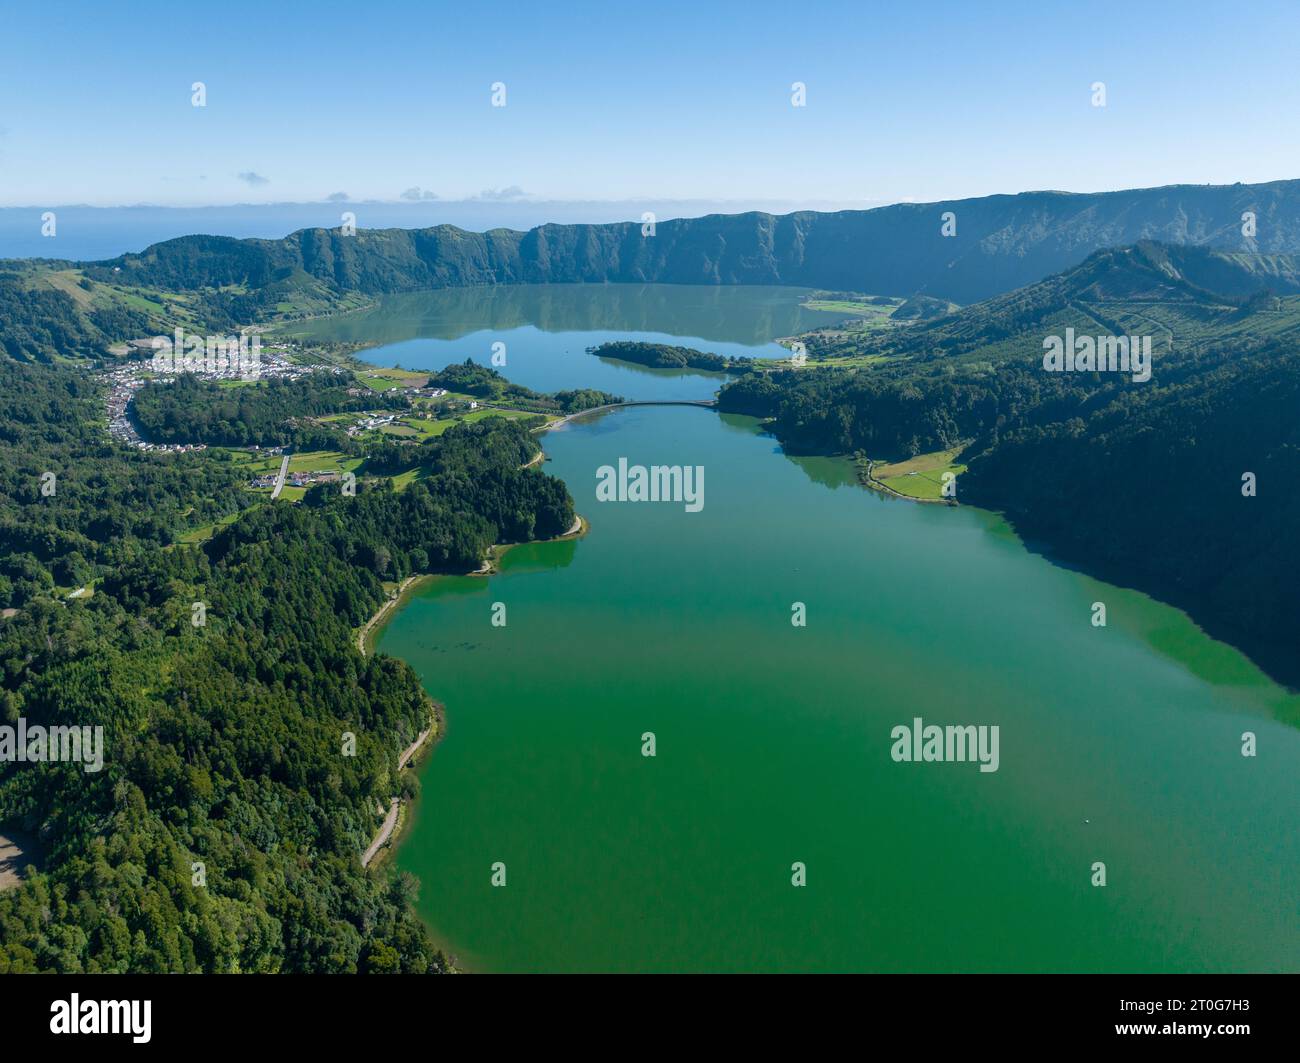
[[2, 0, 1299, 209]]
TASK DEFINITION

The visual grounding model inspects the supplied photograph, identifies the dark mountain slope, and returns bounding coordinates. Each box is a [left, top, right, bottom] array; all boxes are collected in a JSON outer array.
[[793, 240, 1300, 365], [718, 243, 1300, 688], [83, 179, 1300, 307]]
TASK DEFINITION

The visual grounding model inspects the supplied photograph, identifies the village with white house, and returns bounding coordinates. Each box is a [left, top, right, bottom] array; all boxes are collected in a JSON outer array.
[[102, 335, 345, 451], [98, 329, 515, 507]]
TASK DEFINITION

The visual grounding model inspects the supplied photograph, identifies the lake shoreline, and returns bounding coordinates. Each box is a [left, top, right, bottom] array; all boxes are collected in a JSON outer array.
[[354, 505, 589, 923], [362, 711, 439, 871], [473, 513, 588, 575], [358, 575, 427, 656], [302, 291, 1300, 971], [381, 402, 1300, 972], [858, 457, 959, 506], [357, 513, 588, 654]]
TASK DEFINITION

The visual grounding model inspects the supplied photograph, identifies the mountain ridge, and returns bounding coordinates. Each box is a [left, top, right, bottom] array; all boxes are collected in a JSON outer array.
[[80, 178, 1300, 307]]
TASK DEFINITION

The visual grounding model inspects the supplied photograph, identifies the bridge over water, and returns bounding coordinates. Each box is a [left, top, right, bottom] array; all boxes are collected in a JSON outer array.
[[536, 399, 718, 430]]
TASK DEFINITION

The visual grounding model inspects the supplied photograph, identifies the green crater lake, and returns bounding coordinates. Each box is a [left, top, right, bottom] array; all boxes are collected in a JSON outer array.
[[355, 285, 1300, 972], [289, 283, 843, 400]]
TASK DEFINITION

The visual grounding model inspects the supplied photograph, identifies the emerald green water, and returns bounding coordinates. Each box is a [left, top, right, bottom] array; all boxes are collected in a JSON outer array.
[[371, 288, 1300, 973]]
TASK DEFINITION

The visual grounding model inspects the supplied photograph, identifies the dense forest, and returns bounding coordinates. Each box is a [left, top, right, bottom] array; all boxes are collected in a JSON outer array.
[[0, 361, 246, 607], [586, 340, 749, 374], [719, 243, 1300, 687], [429, 358, 620, 413], [0, 361, 575, 972], [131, 372, 403, 449]]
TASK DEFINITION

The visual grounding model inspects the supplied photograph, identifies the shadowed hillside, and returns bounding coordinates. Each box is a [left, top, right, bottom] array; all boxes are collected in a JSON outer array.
[[82, 179, 1300, 309], [719, 242, 1300, 687]]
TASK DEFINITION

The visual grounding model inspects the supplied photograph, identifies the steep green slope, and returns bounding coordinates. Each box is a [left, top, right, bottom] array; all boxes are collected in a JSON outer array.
[[718, 243, 1300, 687], [81, 179, 1300, 310], [0, 271, 157, 362]]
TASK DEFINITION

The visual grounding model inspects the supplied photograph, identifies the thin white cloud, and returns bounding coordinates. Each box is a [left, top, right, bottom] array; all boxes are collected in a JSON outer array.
[[476, 185, 529, 201]]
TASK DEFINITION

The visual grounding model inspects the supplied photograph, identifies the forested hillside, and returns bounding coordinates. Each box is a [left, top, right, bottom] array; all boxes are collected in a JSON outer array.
[[0, 361, 246, 607], [0, 364, 575, 971], [719, 243, 1300, 687], [132, 372, 403, 449], [0, 273, 153, 363]]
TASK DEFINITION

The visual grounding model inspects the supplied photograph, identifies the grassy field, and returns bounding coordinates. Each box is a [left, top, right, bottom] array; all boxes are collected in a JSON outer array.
[[390, 467, 426, 490], [177, 509, 249, 544], [412, 390, 476, 405], [390, 408, 540, 440], [39, 270, 95, 307], [30, 268, 206, 336], [802, 295, 902, 331], [460, 407, 538, 425], [872, 447, 968, 500], [809, 353, 891, 368], [262, 290, 374, 327], [113, 288, 173, 315], [286, 450, 361, 474], [356, 367, 428, 391], [227, 450, 287, 477], [804, 299, 893, 315]]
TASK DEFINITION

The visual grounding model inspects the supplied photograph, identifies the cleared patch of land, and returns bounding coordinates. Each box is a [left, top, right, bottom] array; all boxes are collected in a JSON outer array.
[[804, 299, 891, 315], [178, 509, 247, 544], [287, 450, 360, 475], [390, 467, 425, 490], [460, 407, 537, 425], [0, 828, 38, 891], [871, 447, 968, 500], [392, 407, 540, 440], [800, 294, 903, 335], [356, 367, 429, 391]]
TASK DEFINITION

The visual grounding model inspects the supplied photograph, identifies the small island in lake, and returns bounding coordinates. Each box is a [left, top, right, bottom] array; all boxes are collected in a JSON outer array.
[[586, 340, 752, 374], [431, 358, 622, 413]]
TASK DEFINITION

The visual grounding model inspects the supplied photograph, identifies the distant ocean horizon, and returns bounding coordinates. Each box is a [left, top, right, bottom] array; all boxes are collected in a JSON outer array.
[[0, 197, 875, 262]]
